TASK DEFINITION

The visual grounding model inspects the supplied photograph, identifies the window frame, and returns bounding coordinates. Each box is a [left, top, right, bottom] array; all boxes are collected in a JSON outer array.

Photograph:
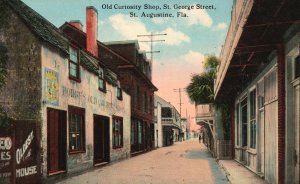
[[294, 55, 300, 80], [98, 66, 106, 93], [143, 92, 147, 113], [68, 46, 81, 82], [116, 81, 122, 100], [68, 106, 85, 154], [249, 88, 257, 149], [112, 116, 123, 149]]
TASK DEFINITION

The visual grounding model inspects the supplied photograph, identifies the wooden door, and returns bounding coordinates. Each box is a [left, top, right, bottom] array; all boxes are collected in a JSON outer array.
[[94, 115, 110, 165], [47, 108, 66, 174]]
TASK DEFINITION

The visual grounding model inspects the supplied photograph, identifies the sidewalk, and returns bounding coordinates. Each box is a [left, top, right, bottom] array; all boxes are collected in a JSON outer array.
[[218, 160, 267, 184]]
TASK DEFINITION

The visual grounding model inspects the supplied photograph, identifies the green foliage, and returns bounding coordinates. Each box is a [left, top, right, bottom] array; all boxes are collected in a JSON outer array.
[[186, 55, 219, 104], [204, 55, 219, 78], [186, 55, 232, 140], [186, 73, 214, 104]]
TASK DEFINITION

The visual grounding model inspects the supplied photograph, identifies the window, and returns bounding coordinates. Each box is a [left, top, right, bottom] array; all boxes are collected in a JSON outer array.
[[138, 120, 142, 144], [148, 95, 152, 113], [143, 92, 147, 112], [249, 89, 256, 149], [162, 107, 172, 117], [98, 67, 106, 92], [241, 98, 248, 147], [113, 116, 123, 148], [69, 106, 85, 153], [236, 104, 240, 146], [69, 47, 80, 80], [136, 86, 140, 109], [294, 56, 300, 79], [116, 81, 122, 100]]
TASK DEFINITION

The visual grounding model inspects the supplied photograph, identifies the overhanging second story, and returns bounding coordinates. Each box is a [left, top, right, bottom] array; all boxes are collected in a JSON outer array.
[[195, 104, 214, 123], [214, 0, 299, 101], [155, 95, 181, 129]]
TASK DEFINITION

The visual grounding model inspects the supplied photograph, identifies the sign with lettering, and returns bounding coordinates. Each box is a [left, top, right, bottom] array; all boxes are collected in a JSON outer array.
[[0, 132, 12, 184], [14, 121, 41, 184], [0, 121, 41, 184], [45, 68, 59, 106]]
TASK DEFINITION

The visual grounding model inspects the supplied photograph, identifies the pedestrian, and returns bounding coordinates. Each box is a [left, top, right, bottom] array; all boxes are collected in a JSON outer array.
[[199, 134, 202, 143]]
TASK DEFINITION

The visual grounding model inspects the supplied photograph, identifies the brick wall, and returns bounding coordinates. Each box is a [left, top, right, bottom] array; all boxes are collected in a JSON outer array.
[[119, 69, 154, 123]]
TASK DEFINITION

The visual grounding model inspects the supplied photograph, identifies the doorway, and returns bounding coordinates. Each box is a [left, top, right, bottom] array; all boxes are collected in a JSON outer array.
[[47, 108, 66, 174], [94, 115, 110, 165]]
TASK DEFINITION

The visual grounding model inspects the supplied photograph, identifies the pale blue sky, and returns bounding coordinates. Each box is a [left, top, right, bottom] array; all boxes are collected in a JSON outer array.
[[22, 0, 233, 127]]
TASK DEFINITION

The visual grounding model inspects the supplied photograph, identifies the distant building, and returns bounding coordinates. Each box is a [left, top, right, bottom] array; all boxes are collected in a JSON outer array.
[[154, 95, 182, 147], [195, 104, 215, 155]]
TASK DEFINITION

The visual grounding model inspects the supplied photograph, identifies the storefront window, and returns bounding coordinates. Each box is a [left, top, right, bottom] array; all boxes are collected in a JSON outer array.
[[69, 106, 85, 153], [113, 116, 123, 148], [250, 89, 256, 149], [241, 98, 248, 147]]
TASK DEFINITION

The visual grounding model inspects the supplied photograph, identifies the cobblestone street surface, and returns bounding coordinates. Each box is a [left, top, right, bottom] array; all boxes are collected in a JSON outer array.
[[56, 139, 228, 184]]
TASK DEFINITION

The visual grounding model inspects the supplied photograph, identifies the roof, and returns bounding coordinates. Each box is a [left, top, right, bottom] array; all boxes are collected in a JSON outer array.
[[214, 0, 300, 100], [6, 0, 118, 86], [104, 40, 140, 50], [7, 0, 69, 54], [60, 23, 157, 91], [154, 94, 180, 115]]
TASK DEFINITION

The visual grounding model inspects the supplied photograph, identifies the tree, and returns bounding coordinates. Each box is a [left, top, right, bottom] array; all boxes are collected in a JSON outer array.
[[186, 55, 219, 105], [186, 73, 214, 104], [186, 55, 233, 140]]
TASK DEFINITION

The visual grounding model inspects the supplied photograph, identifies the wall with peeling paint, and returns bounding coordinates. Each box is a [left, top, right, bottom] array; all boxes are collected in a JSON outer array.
[[40, 45, 131, 177], [0, 6, 42, 121]]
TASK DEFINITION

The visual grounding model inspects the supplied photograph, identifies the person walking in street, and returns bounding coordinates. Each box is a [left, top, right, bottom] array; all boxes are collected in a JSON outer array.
[[199, 134, 202, 143]]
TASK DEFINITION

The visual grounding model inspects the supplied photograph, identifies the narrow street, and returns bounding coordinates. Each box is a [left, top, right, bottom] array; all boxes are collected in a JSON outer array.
[[57, 139, 228, 184]]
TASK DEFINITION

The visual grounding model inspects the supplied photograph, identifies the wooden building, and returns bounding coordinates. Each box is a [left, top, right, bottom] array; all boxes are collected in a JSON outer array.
[[214, 0, 300, 183]]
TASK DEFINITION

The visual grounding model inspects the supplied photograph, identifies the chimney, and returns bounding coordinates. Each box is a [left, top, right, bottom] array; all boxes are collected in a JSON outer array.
[[86, 6, 98, 57], [69, 20, 83, 31]]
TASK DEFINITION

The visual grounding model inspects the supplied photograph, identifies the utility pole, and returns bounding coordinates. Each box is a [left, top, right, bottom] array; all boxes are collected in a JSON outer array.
[[173, 88, 184, 116], [137, 32, 167, 79]]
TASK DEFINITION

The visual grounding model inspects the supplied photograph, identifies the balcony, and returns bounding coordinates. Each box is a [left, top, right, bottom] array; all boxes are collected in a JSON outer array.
[[162, 118, 180, 128], [195, 104, 214, 123]]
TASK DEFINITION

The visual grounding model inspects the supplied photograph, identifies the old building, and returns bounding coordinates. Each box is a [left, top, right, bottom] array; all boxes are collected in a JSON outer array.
[[214, 0, 300, 183], [195, 104, 216, 156], [154, 95, 182, 147], [102, 41, 157, 154], [60, 19, 157, 156], [0, 0, 131, 182]]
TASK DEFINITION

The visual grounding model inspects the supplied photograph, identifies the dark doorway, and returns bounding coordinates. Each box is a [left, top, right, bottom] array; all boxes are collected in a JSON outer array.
[[47, 108, 67, 175], [94, 115, 110, 165]]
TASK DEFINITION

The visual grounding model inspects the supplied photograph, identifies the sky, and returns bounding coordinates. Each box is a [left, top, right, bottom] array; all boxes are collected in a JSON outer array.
[[22, 0, 233, 130]]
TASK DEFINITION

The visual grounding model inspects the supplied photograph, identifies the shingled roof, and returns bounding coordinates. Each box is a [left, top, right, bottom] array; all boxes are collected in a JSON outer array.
[[4, 0, 119, 85], [6, 0, 69, 54]]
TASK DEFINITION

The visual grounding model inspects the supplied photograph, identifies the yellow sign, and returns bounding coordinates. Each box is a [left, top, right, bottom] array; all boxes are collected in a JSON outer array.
[[45, 68, 59, 105]]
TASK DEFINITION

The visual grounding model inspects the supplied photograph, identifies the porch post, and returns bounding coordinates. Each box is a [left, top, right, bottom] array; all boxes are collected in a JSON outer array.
[[277, 44, 285, 184]]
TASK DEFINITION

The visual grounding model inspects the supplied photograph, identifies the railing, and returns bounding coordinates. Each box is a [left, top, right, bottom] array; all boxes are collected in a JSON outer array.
[[217, 140, 232, 160], [195, 104, 214, 118]]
